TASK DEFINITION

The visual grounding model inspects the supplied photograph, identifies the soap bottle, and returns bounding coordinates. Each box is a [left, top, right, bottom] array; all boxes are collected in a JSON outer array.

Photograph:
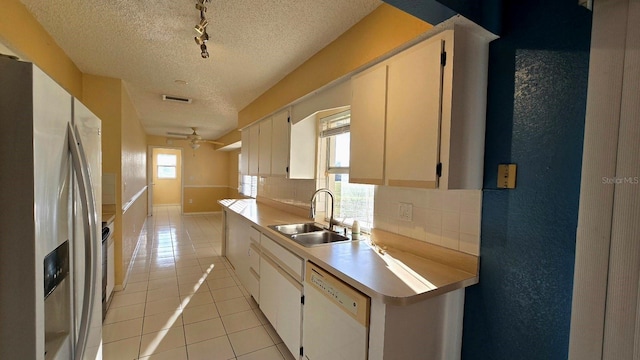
[[351, 220, 360, 240]]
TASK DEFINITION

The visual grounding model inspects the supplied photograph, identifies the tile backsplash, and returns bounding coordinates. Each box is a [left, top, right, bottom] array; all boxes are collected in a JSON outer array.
[[374, 186, 482, 256], [258, 177, 316, 207]]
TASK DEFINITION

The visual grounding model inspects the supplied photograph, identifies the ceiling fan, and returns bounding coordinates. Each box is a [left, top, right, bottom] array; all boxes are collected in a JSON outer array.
[[167, 127, 223, 149]]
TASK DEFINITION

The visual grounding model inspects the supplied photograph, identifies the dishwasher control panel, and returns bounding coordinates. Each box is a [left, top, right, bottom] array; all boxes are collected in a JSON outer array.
[[305, 261, 370, 327], [310, 271, 358, 316]]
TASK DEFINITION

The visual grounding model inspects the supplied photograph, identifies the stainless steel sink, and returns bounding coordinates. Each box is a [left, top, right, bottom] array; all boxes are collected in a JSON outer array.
[[291, 231, 350, 246], [268, 223, 351, 247], [270, 223, 324, 235]]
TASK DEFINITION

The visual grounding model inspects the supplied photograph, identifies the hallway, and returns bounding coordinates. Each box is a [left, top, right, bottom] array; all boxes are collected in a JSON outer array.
[[102, 205, 295, 360]]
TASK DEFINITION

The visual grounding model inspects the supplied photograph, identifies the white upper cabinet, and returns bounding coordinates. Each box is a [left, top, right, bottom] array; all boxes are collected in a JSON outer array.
[[270, 109, 291, 177], [288, 114, 316, 179], [258, 117, 272, 176], [240, 128, 250, 175], [350, 64, 387, 185], [248, 124, 260, 176], [349, 22, 493, 190], [386, 35, 443, 189]]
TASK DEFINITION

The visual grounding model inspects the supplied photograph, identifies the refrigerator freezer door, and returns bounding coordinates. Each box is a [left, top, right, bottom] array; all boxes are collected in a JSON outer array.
[[72, 99, 102, 360]]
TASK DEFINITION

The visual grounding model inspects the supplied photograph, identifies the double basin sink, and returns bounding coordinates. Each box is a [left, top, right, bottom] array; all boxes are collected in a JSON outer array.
[[268, 223, 350, 247]]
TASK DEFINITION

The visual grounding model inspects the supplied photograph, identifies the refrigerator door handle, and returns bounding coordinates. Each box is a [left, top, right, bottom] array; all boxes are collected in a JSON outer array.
[[68, 123, 99, 360]]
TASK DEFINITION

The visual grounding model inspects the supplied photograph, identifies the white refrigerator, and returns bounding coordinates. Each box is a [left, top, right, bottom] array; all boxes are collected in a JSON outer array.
[[0, 57, 103, 359]]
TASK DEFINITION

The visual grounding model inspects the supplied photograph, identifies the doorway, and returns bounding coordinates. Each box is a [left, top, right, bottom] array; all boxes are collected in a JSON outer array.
[[149, 147, 183, 213]]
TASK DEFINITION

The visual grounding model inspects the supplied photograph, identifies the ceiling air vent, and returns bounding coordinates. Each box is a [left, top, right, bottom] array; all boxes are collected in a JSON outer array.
[[162, 95, 192, 104]]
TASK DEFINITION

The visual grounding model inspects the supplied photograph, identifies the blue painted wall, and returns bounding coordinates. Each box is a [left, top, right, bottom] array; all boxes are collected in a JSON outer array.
[[383, 0, 592, 359]]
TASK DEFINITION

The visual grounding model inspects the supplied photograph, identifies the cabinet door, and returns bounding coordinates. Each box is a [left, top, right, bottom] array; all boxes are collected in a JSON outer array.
[[350, 64, 387, 185], [289, 115, 316, 179], [240, 129, 250, 175], [259, 257, 279, 327], [386, 37, 444, 188], [258, 117, 272, 176], [277, 273, 302, 358], [248, 125, 260, 176], [259, 256, 302, 359], [271, 110, 290, 177]]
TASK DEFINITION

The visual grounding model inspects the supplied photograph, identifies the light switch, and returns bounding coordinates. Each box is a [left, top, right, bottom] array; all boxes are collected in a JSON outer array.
[[497, 164, 517, 189]]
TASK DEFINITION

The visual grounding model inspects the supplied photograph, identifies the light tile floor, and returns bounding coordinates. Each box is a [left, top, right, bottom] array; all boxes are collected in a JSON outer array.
[[103, 205, 296, 360]]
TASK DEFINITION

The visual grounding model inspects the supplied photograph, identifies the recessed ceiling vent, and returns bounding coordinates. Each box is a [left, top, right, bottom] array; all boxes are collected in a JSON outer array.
[[162, 94, 192, 104]]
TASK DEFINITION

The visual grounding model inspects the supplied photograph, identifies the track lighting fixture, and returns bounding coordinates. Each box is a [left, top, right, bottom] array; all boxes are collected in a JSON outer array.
[[194, 32, 209, 45], [194, 18, 208, 35], [200, 44, 209, 59], [194, 0, 211, 59]]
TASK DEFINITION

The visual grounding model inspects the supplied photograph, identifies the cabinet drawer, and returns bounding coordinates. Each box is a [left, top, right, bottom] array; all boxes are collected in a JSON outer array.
[[248, 242, 260, 274], [260, 234, 304, 281], [248, 268, 260, 303], [249, 227, 261, 245]]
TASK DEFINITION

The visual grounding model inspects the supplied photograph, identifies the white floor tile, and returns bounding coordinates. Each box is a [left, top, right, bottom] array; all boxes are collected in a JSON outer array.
[[212, 286, 244, 302], [216, 297, 251, 316], [110, 291, 147, 308], [138, 346, 188, 360], [145, 297, 182, 316], [237, 345, 285, 360], [102, 336, 140, 360], [181, 303, 219, 325], [227, 325, 274, 356], [104, 303, 145, 324], [102, 317, 143, 343], [221, 310, 262, 334], [186, 336, 235, 360], [184, 318, 227, 344], [143, 310, 183, 334], [139, 326, 186, 357]]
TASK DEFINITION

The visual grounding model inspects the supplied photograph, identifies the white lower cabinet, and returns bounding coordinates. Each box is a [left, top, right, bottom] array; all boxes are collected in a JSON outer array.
[[259, 242, 303, 359]]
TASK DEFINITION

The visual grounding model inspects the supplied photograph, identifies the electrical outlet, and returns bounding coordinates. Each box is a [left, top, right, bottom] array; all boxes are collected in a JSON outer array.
[[189, 199, 193, 204], [399, 202, 413, 221]]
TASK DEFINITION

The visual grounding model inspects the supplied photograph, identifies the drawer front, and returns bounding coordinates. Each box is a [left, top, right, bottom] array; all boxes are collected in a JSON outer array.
[[248, 242, 260, 274], [260, 234, 304, 281], [249, 227, 261, 245], [248, 268, 260, 303]]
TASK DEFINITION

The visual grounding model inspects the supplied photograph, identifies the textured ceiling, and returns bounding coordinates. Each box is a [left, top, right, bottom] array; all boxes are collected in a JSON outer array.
[[19, 0, 382, 141]]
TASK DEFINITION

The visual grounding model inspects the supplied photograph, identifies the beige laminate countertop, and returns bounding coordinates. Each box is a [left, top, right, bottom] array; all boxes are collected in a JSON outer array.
[[220, 198, 478, 305]]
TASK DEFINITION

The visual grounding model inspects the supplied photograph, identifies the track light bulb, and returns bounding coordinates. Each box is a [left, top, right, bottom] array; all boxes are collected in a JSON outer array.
[[200, 44, 209, 58], [194, 32, 209, 45], [194, 19, 208, 35], [195, 3, 207, 12]]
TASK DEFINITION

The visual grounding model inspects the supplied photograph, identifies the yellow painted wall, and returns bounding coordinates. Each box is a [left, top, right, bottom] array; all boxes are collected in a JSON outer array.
[[214, 130, 241, 148], [0, 0, 82, 98], [121, 86, 147, 202], [121, 190, 147, 284], [237, 3, 432, 128], [183, 187, 229, 213], [148, 136, 229, 213], [83, 75, 147, 286], [152, 148, 182, 205]]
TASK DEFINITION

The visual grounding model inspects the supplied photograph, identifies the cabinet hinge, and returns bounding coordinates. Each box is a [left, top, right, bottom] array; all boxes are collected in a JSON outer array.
[[301, 295, 305, 304], [286, 166, 289, 173], [441, 51, 447, 66], [288, 116, 291, 123], [300, 347, 304, 356], [436, 162, 442, 177]]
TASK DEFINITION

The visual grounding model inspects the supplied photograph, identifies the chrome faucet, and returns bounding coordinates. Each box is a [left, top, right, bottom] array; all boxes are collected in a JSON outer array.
[[310, 188, 335, 231]]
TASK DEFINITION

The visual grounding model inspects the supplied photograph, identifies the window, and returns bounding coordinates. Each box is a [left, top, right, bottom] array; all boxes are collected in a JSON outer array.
[[319, 110, 374, 230], [157, 154, 177, 179]]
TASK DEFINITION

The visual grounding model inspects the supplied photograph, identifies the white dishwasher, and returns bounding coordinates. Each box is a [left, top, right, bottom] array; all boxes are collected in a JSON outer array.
[[303, 262, 370, 360]]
